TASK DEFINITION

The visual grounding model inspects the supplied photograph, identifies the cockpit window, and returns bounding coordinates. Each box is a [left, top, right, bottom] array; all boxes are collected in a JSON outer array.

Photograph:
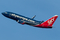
[[5, 12, 7, 14]]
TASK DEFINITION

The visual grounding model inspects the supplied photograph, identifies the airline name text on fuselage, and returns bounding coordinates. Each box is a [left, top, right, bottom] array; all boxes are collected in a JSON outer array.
[[11, 14, 35, 23]]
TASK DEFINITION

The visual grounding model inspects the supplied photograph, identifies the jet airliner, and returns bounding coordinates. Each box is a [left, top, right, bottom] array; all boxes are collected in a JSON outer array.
[[2, 12, 58, 28]]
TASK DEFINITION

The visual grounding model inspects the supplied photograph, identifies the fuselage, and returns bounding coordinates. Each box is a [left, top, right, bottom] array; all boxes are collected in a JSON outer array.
[[2, 12, 43, 26], [2, 11, 58, 28]]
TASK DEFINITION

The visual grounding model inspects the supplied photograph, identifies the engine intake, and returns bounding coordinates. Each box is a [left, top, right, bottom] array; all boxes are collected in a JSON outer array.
[[17, 20, 24, 24]]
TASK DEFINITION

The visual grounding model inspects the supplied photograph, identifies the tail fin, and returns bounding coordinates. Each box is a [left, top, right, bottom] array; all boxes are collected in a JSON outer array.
[[42, 15, 58, 27]]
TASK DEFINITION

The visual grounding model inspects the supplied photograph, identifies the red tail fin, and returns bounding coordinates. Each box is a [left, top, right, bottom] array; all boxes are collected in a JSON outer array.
[[35, 15, 58, 28], [42, 15, 58, 27]]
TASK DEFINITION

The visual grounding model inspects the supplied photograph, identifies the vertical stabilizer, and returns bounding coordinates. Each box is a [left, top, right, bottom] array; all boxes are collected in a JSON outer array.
[[42, 15, 58, 27]]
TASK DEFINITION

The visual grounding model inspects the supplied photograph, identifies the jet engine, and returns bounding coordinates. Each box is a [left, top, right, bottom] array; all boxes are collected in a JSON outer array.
[[17, 20, 24, 24]]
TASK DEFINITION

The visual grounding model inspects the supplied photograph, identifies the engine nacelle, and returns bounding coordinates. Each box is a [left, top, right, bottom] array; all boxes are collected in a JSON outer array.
[[17, 20, 24, 24]]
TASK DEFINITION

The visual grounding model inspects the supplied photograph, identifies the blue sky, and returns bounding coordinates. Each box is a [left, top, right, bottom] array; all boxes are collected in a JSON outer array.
[[0, 0, 60, 40]]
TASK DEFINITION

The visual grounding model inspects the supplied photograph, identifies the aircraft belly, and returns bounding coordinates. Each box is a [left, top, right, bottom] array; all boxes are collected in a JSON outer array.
[[25, 22, 37, 26]]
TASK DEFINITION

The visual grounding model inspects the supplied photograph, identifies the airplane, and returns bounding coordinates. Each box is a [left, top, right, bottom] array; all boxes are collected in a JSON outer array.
[[2, 11, 58, 28]]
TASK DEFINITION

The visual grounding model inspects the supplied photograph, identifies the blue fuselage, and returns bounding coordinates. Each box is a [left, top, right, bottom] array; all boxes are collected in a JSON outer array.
[[2, 12, 43, 26]]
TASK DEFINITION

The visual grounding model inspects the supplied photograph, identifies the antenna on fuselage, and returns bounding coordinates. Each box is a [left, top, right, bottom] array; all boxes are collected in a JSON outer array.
[[32, 15, 36, 19]]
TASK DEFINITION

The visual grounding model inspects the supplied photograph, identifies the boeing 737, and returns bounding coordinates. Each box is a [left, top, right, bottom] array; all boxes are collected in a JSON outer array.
[[2, 12, 58, 28]]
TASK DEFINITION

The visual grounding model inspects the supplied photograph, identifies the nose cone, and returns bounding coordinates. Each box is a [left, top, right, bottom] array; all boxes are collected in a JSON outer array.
[[2, 12, 9, 17], [2, 12, 7, 17], [2, 13, 5, 15]]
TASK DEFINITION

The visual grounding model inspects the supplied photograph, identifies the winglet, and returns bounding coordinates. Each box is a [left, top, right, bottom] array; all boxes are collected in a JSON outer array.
[[32, 15, 36, 19]]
